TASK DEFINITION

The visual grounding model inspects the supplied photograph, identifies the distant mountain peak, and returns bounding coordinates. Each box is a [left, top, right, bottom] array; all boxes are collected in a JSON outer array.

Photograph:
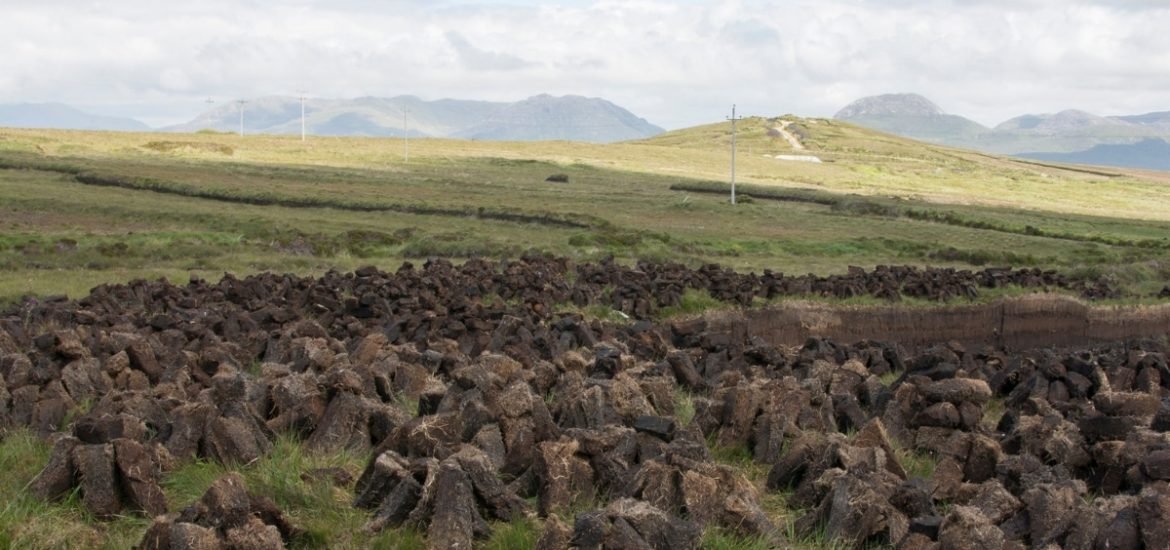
[[832, 93, 1170, 171], [832, 93, 987, 145], [455, 94, 663, 143], [1054, 109, 1095, 118], [995, 109, 1135, 133], [835, 93, 945, 119]]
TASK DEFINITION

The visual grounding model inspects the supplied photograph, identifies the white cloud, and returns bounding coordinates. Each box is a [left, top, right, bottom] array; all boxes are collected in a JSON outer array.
[[445, 31, 536, 71], [2, 0, 1170, 128]]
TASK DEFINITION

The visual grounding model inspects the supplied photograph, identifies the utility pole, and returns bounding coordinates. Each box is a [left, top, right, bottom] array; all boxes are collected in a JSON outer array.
[[237, 100, 247, 137], [403, 108, 409, 162], [204, 98, 214, 127], [727, 104, 744, 205], [299, 93, 306, 142]]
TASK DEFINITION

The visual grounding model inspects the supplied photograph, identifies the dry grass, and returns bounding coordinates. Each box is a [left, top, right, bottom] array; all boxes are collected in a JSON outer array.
[[4, 123, 1170, 309], [4, 119, 1170, 222]]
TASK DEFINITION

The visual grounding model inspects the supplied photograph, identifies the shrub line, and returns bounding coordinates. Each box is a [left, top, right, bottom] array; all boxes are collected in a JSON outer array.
[[0, 155, 599, 230]]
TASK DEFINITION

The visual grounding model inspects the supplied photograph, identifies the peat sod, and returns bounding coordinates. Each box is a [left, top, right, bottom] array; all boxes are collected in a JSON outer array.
[[1, 256, 1168, 549]]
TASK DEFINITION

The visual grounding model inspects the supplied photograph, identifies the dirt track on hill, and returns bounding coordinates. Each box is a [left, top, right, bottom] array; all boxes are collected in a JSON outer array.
[[707, 295, 1170, 351], [775, 121, 806, 150]]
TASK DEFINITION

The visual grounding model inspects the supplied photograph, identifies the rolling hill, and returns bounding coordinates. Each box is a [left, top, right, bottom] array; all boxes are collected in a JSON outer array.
[[3, 109, 1170, 349]]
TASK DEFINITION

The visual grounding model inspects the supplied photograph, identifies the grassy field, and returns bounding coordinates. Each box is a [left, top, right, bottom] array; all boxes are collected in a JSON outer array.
[[2, 120, 1168, 548], [2, 119, 1170, 305]]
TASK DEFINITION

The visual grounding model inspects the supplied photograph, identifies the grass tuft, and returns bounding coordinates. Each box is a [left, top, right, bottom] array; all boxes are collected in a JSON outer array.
[[701, 527, 775, 550], [483, 517, 542, 550], [982, 397, 1007, 432], [894, 445, 939, 480], [658, 288, 729, 319], [674, 388, 696, 427]]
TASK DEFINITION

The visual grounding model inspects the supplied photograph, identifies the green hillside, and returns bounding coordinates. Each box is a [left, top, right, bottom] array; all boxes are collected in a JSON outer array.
[[2, 120, 1170, 305]]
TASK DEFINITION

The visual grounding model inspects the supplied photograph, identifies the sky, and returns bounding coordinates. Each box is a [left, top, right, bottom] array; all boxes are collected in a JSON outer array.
[[3, 0, 1170, 129]]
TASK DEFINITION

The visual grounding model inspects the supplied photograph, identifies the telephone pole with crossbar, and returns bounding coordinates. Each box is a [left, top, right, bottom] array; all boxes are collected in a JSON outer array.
[[237, 100, 247, 137], [727, 104, 744, 205], [299, 93, 306, 142]]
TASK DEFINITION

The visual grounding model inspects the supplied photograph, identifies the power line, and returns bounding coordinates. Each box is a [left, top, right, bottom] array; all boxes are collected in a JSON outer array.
[[298, 92, 306, 142], [237, 100, 247, 137], [727, 104, 744, 205]]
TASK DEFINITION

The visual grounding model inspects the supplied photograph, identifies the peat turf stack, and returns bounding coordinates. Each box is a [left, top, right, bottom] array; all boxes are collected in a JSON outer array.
[[0, 255, 1166, 549]]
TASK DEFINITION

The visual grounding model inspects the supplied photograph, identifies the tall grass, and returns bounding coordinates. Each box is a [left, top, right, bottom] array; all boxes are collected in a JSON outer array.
[[0, 430, 150, 549]]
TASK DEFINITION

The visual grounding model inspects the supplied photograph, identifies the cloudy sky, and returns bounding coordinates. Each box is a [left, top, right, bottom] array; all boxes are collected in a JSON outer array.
[[4, 0, 1170, 128]]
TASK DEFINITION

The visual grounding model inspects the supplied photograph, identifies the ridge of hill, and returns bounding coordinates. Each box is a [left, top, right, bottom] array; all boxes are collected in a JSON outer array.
[[166, 96, 504, 138], [1019, 137, 1170, 171], [0, 103, 149, 132], [835, 93, 946, 118], [166, 94, 663, 143], [453, 94, 664, 142], [995, 109, 1136, 134]]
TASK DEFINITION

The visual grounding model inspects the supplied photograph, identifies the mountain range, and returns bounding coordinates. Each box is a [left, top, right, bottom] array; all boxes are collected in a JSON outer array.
[[7, 93, 1166, 169], [835, 94, 1170, 171], [0, 103, 150, 132], [0, 95, 664, 143]]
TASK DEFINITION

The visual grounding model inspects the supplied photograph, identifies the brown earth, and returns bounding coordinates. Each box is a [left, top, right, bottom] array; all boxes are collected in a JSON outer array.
[[716, 295, 1170, 352]]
